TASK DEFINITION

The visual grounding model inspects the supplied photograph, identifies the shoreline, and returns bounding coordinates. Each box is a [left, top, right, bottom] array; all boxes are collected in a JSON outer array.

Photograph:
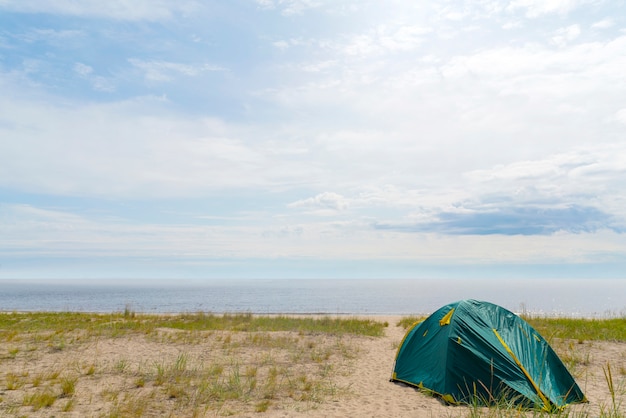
[[2, 278, 625, 319], [1, 310, 623, 320]]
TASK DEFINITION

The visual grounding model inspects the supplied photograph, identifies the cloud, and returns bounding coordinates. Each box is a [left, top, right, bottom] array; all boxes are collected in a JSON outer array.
[[615, 109, 626, 125], [3, 198, 626, 270], [591, 18, 614, 30], [73, 62, 116, 92], [254, 0, 323, 16], [507, 0, 588, 18], [273, 40, 290, 50], [0, 203, 220, 258], [0, 90, 332, 198], [0, 97, 223, 196], [261, 18, 626, 141], [466, 145, 626, 186], [363, 143, 626, 236], [288, 192, 349, 215], [3, 0, 626, 276], [13, 28, 84, 44], [375, 205, 619, 236], [73, 62, 93, 76], [128, 59, 226, 82], [91, 77, 116, 92], [0, 0, 201, 21], [323, 24, 431, 58], [551, 24, 581, 47]]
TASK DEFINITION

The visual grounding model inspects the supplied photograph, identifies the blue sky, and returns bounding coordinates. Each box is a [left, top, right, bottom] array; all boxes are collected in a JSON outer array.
[[2, 0, 626, 279]]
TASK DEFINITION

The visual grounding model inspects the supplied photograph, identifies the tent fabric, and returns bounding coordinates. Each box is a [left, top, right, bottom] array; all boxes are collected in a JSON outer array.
[[391, 300, 586, 411]]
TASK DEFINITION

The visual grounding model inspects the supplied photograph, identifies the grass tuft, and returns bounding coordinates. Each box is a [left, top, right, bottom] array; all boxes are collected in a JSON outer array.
[[22, 390, 56, 410], [396, 316, 425, 330], [60, 375, 77, 398]]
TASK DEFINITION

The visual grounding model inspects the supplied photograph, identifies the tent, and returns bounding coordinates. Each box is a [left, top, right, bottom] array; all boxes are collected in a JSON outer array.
[[391, 299, 586, 411]]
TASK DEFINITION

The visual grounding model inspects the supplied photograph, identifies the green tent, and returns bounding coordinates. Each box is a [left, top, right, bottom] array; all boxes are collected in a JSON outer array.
[[391, 299, 586, 411]]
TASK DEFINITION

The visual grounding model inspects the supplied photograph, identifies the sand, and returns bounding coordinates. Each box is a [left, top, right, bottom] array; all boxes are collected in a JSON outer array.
[[0, 315, 624, 417]]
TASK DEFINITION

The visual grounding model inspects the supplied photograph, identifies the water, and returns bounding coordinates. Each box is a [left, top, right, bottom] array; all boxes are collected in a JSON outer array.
[[0, 278, 624, 317]]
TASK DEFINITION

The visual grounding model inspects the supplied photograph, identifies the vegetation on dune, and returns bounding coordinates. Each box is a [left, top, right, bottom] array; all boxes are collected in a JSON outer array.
[[395, 315, 426, 330], [524, 317, 626, 343], [0, 311, 386, 338], [0, 311, 623, 417], [396, 315, 626, 343], [0, 311, 383, 417]]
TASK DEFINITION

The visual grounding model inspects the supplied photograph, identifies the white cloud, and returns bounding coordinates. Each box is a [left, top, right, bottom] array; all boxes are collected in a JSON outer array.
[[507, 0, 587, 18], [128, 59, 226, 82], [90, 76, 116, 92], [254, 0, 323, 16], [73, 62, 93, 76], [591, 18, 614, 30], [329, 23, 431, 58], [463, 145, 626, 219], [377, 24, 431, 51], [3, 0, 626, 275], [15, 28, 84, 44], [289, 192, 349, 215], [273, 40, 290, 50], [300, 60, 337, 73], [0, 91, 332, 198], [551, 24, 581, 47], [0, 0, 201, 21], [73, 62, 116, 92], [4, 201, 625, 265], [615, 108, 626, 125], [260, 30, 626, 180], [255, 0, 275, 9]]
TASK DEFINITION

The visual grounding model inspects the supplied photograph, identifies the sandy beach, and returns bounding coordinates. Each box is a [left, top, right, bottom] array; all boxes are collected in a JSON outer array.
[[0, 314, 624, 417]]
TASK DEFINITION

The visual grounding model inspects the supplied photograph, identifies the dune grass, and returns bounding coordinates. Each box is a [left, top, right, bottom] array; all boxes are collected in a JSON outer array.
[[1, 312, 624, 416], [524, 317, 626, 343], [395, 315, 626, 343], [396, 315, 426, 330], [0, 311, 384, 416], [0, 311, 385, 338]]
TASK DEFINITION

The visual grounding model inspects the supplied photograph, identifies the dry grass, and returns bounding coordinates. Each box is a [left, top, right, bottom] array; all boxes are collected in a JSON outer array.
[[1, 312, 624, 417], [0, 312, 381, 416]]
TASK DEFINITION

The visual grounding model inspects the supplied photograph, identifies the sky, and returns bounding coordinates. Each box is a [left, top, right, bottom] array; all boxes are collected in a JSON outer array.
[[1, 0, 626, 280]]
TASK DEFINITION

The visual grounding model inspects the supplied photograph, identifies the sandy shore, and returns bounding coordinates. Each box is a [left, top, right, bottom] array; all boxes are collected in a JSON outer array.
[[0, 314, 624, 417]]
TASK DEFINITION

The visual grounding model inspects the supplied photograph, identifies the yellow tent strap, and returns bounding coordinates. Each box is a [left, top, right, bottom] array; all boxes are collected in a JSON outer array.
[[439, 308, 455, 326], [492, 329, 551, 411]]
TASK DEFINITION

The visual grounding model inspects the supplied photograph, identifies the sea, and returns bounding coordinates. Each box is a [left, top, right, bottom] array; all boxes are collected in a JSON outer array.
[[0, 278, 625, 318]]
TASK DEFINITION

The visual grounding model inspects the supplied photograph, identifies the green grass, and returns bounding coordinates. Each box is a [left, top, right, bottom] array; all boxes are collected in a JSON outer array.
[[22, 390, 56, 410], [0, 311, 381, 416], [60, 376, 77, 398], [396, 316, 426, 330], [397, 315, 626, 342], [157, 312, 386, 336], [524, 317, 626, 342], [0, 311, 385, 338], [1, 311, 623, 417]]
